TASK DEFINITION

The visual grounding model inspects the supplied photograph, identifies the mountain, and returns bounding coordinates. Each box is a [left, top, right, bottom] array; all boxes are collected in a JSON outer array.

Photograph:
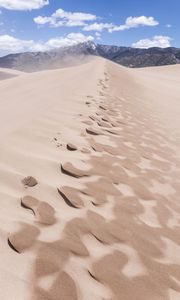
[[0, 42, 180, 72]]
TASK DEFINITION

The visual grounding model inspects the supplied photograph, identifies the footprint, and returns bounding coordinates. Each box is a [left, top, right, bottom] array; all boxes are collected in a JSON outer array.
[[21, 196, 37, 215], [101, 116, 112, 122], [105, 129, 119, 136], [99, 105, 107, 111], [97, 121, 112, 128], [89, 115, 98, 121], [61, 162, 89, 178], [111, 122, 119, 127], [8, 238, 20, 253], [86, 127, 102, 136], [22, 176, 38, 187], [57, 186, 84, 208], [47, 271, 78, 300], [88, 270, 99, 281], [91, 142, 104, 152], [67, 143, 77, 151], [21, 196, 56, 225], [81, 147, 91, 154], [8, 224, 40, 253]]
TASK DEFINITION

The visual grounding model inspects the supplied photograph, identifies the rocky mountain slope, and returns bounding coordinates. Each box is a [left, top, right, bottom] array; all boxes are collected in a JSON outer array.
[[0, 42, 180, 72]]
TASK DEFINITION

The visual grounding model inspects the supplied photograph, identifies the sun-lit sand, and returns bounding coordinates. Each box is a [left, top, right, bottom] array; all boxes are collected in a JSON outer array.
[[0, 57, 180, 299], [0, 68, 24, 81]]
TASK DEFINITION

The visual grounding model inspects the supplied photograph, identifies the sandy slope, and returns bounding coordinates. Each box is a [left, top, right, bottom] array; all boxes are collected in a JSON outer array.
[[0, 57, 180, 300], [0, 68, 24, 81], [131, 65, 180, 136]]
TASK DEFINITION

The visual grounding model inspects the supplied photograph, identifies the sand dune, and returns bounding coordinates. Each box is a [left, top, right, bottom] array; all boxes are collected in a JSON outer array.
[[0, 68, 24, 81], [0, 57, 180, 300]]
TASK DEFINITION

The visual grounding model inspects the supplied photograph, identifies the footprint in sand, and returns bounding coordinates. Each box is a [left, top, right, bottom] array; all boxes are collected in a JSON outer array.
[[61, 162, 89, 178], [99, 105, 107, 111], [47, 271, 78, 300], [81, 147, 91, 154], [21, 195, 56, 225], [91, 142, 104, 153], [105, 129, 119, 136], [57, 186, 84, 208], [88, 270, 99, 282], [67, 143, 77, 151], [8, 223, 40, 253], [101, 117, 110, 122], [97, 121, 112, 128], [89, 115, 99, 121], [86, 127, 102, 136], [22, 176, 38, 187]]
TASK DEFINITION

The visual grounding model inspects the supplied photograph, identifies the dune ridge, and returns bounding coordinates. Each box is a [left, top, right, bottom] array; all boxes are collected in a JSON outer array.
[[0, 57, 180, 299]]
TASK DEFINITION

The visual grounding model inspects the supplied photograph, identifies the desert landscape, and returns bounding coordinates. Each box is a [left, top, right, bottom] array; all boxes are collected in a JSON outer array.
[[0, 56, 180, 300]]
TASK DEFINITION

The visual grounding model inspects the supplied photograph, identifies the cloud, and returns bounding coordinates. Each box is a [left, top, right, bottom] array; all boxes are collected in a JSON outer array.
[[0, 35, 35, 52], [132, 35, 172, 48], [0, 0, 49, 10], [83, 16, 159, 33], [34, 10, 159, 34], [34, 8, 97, 27], [0, 33, 94, 55], [109, 16, 159, 32], [46, 33, 94, 49], [166, 24, 172, 28], [95, 32, 101, 41], [83, 22, 113, 32]]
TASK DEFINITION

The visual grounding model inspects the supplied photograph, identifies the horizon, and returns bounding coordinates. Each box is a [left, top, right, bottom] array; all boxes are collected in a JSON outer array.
[[0, 40, 179, 58], [0, 0, 179, 57]]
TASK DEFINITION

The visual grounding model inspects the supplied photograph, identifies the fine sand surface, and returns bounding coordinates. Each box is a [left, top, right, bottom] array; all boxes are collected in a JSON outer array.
[[0, 68, 25, 81], [0, 57, 180, 300]]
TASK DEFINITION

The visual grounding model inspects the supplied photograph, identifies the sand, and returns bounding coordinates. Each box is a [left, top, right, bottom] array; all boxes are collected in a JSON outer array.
[[0, 68, 25, 81], [0, 57, 180, 299]]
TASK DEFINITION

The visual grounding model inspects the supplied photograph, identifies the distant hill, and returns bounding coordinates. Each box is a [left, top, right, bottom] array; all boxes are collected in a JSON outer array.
[[0, 42, 180, 72]]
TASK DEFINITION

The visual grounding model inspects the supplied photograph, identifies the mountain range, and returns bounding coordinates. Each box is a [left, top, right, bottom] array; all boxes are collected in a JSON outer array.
[[0, 42, 180, 72]]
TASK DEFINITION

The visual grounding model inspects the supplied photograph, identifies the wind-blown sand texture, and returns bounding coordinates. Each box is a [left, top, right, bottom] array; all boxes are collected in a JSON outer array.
[[0, 57, 180, 300], [0, 68, 24, 81]]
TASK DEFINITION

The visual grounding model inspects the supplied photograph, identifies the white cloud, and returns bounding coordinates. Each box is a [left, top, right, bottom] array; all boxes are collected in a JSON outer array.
[[132, 35, 172, 48], [34, 10, 159, 34], [82, 16, 159, 33], [34, 16, 51, 25], [0, 35, 34, 51], [95, 32, 101, 41], [34, 8, 97, 28], [83, 22, 113, 32], [95, 32, 101, 37], [0, 0, 49, 10], [166, 24, 172, 28], [109, 16, 159, 32], [0, 33, 94, 56], [46, 33, 94, 49]]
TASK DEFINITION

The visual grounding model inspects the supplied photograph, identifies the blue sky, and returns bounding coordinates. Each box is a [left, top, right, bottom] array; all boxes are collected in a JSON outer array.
[[0, 0, 179, 56]]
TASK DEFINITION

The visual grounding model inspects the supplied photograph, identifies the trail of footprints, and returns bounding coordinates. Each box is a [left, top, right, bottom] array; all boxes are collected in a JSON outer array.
[[7, 73, 180, 299]]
